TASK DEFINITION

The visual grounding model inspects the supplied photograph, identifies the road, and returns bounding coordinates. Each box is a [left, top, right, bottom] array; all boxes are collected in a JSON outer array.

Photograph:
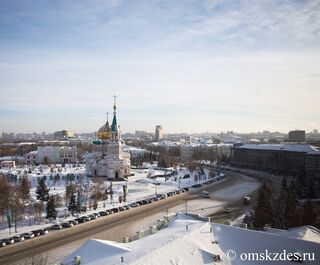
[[0, 172, 260, 265]]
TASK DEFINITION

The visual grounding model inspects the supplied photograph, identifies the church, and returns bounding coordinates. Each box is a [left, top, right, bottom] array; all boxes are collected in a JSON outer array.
[[85, 97, 131, 179]]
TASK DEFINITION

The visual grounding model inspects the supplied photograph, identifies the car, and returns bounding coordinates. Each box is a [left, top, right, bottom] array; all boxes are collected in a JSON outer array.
[[175, 190, 183, 194], [123, 205, 131, 210], [69, 220, 79, 225], [93, 212, 100, 218], [21, 232, 34, 239], [0, 240, 6, 247], [75, 218, 86, 223], [224, 207, 231, 213], [118, 207, 125, 211], [142, 199, 150, 204], [32, 229, 48, 236], [13, 235, 25, 242], [111, 207, 119, 213], [202, 191, 211, 198], [191, 184, 202, 188], [183, 187, 189, 192], [160, 193, 167, 199], [50, 224, 62, 230], [105, 209, 113, 214], [136, 200, 144, 206], [81, 216, 91, 222], [3, 238, 15, 245], [88, 214, 97, 220], [130, 202, 139, 208], [98, 211, 109, 216], [62, 222, 73, 228]]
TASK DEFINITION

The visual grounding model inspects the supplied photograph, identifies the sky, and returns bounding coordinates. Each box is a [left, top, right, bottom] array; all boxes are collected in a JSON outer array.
[[0, 0, 319, 134]]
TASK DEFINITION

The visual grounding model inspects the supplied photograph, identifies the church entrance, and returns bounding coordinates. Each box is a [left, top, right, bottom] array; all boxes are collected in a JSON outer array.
[[115, 171, 119, 179]]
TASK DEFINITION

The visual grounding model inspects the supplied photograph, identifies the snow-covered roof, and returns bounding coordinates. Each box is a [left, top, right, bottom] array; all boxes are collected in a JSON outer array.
[[213, 223, 320, 265], [61, 213, 227, 265], [234, 144, 320, 154], [62, 213, 320, 265], [264, 226, 320, 244]]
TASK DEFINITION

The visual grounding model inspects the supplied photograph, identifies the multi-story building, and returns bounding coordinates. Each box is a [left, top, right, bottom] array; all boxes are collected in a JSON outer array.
[[232, 144, 320, 177], [154, 125, 163, 141], [180, 143, 232, 161], [36, 146, 77, 164], [54, 130, 75, 141], [288, 130, 305, 142]]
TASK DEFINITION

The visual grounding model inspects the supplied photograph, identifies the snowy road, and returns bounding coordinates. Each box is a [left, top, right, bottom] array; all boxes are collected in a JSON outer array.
[[1, 172, 260, 265]]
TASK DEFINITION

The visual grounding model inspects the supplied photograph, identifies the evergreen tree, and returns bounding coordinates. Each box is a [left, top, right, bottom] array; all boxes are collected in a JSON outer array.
[[299, 200, 318, 226], [253, 182, 275, 228], [46, 195, 57, 219], [68, 194, 77, 215], [19, 176, 31, 202], [36, 177, 50, 202]]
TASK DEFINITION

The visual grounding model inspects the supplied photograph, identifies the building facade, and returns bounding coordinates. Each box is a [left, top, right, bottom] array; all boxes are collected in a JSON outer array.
[[155, 125, 163, 141], [86, 98, 131, 179], [232, 144, 320, 177], [288, 130, 305, 142]]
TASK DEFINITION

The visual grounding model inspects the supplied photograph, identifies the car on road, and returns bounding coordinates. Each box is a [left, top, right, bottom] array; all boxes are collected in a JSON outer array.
[[183, 187, 189, 192], [191, 184, 202, 188], [3, 238, 15, 245], [0, 240, 6, 247], [202, 191, 211, 198], [93, 212, 100, 218], [105, 209, 113, 214], [160, 193, 167, 199], [62, 222, 73, 228], [21, 232, 35, 239], [123, 205, 131, 210], [224, 207, 231, 213], [50, 224, 62, 230]]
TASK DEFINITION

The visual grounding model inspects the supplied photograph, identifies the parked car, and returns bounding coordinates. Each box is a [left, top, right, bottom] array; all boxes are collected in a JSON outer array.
[[111, 207, 119, 213], [81, 216, 91, 222], [69, 220, 79, 225], [243, 196, 251, 205], [224, 207, 231, 213], [13, 235, 25, 242], [88, 214, 97, 220], [130, 202, 139, 208], [98, 211, 109, 216], [191, 184, 202, 188], [0, 240, 6, 247], [160, 193, 167, 199], [93, 212, 100, 218], [62, 222, 73, 228], [32, 229, 48, 236], [105, 209, 113, 214], [21, 232, 34, 239], [183, 187, 189, 192], [50, 224, 62, 230], [118, 207, 125, 211], [75, 218, 86, 223], [123, 205, 131, 210], [3, 238, 15, 245]]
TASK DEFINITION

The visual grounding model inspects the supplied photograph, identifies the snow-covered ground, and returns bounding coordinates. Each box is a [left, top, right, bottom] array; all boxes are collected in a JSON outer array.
[[0, 164, 220, 240]]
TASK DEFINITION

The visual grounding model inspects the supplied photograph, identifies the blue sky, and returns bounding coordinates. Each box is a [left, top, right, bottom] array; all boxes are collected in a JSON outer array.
[[0, 0, 319, 133]]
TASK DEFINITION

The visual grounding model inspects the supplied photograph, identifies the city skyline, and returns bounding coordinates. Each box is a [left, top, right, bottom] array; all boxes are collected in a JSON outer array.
[[0, 1, 319, 133]]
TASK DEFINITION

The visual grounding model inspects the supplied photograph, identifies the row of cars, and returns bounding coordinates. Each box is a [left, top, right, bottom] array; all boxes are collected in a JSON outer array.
[[0, 187, 189, 248], [0, 229, 48, 247]]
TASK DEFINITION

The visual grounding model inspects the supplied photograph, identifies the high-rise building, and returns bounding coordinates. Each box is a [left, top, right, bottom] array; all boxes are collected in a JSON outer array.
[[155, 125, 163, 141], [288, 130, 305, 142]]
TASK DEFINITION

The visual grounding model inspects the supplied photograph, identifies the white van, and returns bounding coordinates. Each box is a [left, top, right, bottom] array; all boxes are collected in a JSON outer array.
[[202, 191, 210, 198]]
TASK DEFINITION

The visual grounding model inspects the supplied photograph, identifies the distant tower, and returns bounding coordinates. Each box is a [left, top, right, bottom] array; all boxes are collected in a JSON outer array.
[[155, 125, 163, 141]]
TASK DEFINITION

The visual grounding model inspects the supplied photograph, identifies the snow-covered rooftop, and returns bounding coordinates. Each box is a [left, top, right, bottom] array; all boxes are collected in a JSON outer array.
[[61, 213, 320, 265], [235, 144, 320, 154]]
